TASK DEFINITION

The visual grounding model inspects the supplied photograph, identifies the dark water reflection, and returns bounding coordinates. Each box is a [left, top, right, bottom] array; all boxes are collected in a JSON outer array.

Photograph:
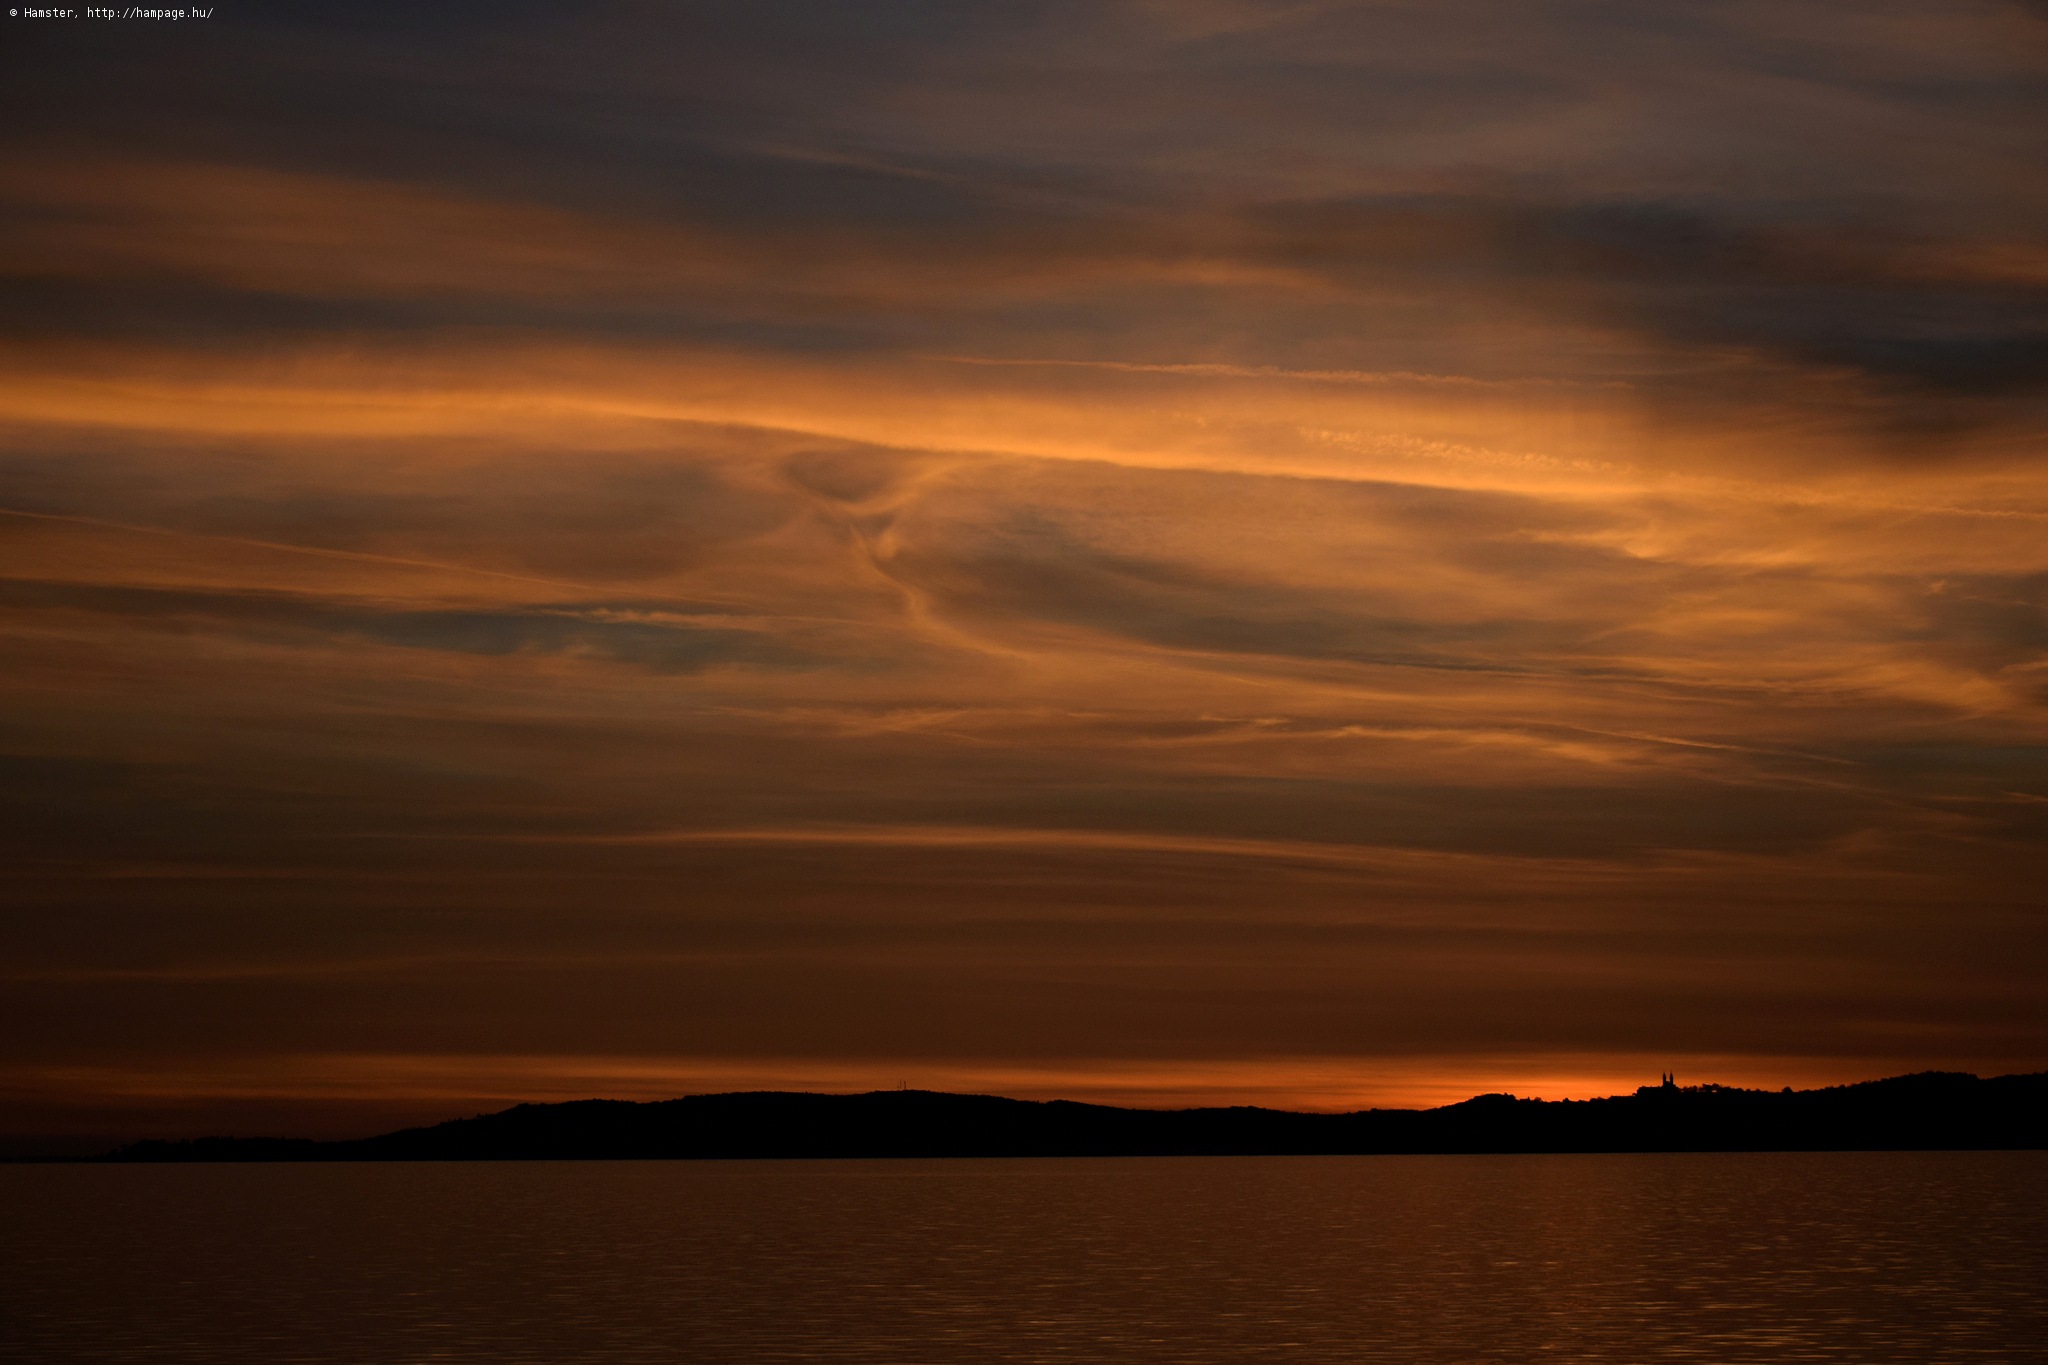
[[4, 1151, 2044, 1363]]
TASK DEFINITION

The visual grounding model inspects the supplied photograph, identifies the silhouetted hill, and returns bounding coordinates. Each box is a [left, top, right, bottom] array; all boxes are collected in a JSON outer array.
[[100, 1071, 2048, 1162]]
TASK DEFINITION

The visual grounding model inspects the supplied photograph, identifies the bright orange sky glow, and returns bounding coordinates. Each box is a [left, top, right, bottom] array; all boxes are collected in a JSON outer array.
[[3, 1, 2045, 1145]]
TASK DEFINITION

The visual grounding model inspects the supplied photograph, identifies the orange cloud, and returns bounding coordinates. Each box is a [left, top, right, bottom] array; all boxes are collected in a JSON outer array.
[[3, 2, 2044, 1142]]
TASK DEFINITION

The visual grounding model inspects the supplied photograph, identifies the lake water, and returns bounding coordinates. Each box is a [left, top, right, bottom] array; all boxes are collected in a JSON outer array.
[[3, 1151, 2044, 1363]]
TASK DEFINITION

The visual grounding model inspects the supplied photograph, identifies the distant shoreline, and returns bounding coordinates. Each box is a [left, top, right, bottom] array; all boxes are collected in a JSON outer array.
[[33, 1070, 2046, 1164]]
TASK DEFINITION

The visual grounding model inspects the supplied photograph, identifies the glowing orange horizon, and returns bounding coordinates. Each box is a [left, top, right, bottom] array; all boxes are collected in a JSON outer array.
[[4, 7, 2044, 1144]]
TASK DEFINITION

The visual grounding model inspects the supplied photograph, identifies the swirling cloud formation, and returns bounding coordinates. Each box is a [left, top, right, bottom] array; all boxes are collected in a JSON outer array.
[[3, 0, 2045, 1141]]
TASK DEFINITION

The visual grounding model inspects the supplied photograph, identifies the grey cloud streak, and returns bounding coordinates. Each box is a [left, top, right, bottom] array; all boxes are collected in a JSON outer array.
[[1, 0, 2044, 1139]]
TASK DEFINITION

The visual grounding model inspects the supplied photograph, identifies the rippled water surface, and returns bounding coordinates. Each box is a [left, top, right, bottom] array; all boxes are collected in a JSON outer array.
[[4, 1151, 2045, 1363]]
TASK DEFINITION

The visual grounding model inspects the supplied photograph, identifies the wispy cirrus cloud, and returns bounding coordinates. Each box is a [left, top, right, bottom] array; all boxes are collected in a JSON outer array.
[[2, 0, 2044, 1140]]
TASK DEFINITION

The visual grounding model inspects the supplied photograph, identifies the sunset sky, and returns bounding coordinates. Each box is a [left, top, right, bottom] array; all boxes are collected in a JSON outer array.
[[4, 0, 2046, 1145]]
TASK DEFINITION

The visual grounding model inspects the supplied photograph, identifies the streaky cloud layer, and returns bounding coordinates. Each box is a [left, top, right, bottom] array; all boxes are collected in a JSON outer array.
[[1, 0, 2044, 1139]]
